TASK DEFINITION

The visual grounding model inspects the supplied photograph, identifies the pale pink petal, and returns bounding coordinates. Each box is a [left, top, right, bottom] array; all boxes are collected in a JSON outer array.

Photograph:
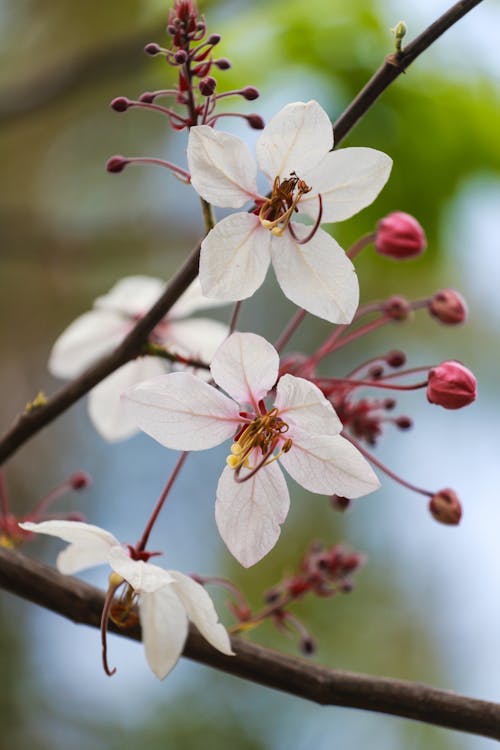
[[108, 547, 174, 592], [215, 462, 290, 568], [19, 520, 118, 575], [275, 374, 342, 435], [271, 226, 359, 324], [199, 213, 271, 301], [188, 125, 258, 208], [168, 571, 233, 655], [163, 318, 229, 364], [122, 371, 240, 450], [94, 276, 165, 317], [139, 587, 188, 679], [300, 148, 393, 223], [279, 430, 380, 498], [210, 331, 279, 407], [48, 310, 127, 379], [168, 278, 229, 319], [256, 100, 333, 182], [88, 358, 166, 443]]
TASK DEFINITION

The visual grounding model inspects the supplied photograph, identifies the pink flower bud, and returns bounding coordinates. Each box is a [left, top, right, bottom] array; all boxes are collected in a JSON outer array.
[[429, 488, 462, 525], [106, 155, 128, 173], [199, 76, 217, 96], [144, 43, 161, 56], [214, 58, 231, 70], [241, 86, 260, 100], [375, 211, 427, 259], [427, 361, 477, 409], [70, 471, 92, 490], [110, 97, 130, 112], [429, 289, 467, 325], [386, 350, 406, 368], [383, 295, 411, 321]]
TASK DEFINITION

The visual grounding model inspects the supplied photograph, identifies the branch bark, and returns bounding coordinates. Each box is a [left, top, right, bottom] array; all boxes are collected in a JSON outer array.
[[0, 0, 486, 466], [1, 546, 499, 740]]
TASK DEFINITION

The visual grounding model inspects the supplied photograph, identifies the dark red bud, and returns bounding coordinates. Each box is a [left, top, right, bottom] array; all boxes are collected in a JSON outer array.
[[144, 43, 161, 56], [384, 398, 396, 410], [368, 364, 384, 379], [395, 416, 412, 429], [300, 636, 316, 655], [214, 58, 231, 70], [330, 495, 352, 512], [429, 488, 462, 525], [375, 211, 427, 259], [207, 33, 221, 45], [106, 155, 128, 173], [174, 49, 188, 64], [386, 350, 406, 368], [70, 471, 92, 490], [139, 91, 156, 103], [427, 361, 477, 410], [110, 97, 130, 112], [429, 289, 468, 325], [247, 114, 265, 129], [198, 76, 217, 96], [241, 86, 260, 100], [383, 295, 411, 321]]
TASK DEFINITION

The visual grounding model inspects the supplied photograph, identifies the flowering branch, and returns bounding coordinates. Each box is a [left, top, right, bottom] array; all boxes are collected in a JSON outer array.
[[0, 0, 484, 467], [1, 545, 500, 741]]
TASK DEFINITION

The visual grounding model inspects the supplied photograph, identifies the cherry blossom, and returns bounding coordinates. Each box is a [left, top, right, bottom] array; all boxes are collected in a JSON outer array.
[[123, 332, 380, 567], [187, 100, 392, 323], [19, 519, 233, 679], [49, 276, 228, 441]]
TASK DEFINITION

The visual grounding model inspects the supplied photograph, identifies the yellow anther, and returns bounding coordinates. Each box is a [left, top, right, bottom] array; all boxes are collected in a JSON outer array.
[[109, 571, 124, 588], [226, 454, 240, 468], [230, 443, 242, 455]]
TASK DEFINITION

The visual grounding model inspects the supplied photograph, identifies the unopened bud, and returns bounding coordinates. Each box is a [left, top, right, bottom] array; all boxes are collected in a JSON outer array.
[[110, 97, 130, 112], [395, 415, 412, 429], [383, 295, 411, 321], [207, 33, 221, 46], [139, 91, 156, 103], [384, 398, 396, 410], [368, 364, 384, 379], [300, 635, 316, 655], [247, 114, 265, 130], [376, 212, 426, 259], [214, 58, 231, 70], [106, 155, 128, 173], [70, 471, 92, 490], [429, 289, 467, 325], [331, 495, 351, 512], [427, 361, 477, 410], [241, 86, 260, 100], [144, 42, 162, 56], [386, 350, 406, 368], [199, 76, 217, 96], [391, 20, 407, 52], [174, 49, 188, 64], [429, 488, 462, 525]]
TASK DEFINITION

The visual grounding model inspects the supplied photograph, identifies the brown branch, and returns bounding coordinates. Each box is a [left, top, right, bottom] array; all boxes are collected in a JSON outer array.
[[1, 546, 500, 740], [0, 0, 486, 467]]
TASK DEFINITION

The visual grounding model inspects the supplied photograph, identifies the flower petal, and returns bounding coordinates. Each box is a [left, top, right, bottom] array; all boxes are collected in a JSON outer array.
[[163, 318, 229, 365], [88, 358, 166, 443], [275, 374, 342, 435], [168, 278, 229, 319], [215, 462, 290, 567], [279, 430, 380, 497], [199, 213, 271, 301], [122, 371, 240, 450], [188, 125, 258, 208], [256, 100, 333, 182], [139, 587, 188, 679], [19, 520, 118, 575], [210, 331, 279, 407], [168, 571, 233, 655], [94, 276, 165, 317], [271, 226, 359, 324], [300, 147, 393, 223], [108, 547, 174, 592], [48, 310, 126, 379]]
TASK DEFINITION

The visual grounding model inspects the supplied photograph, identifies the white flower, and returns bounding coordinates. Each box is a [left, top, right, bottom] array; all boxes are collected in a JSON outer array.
[[187, 100, 392, 324], [49, 276, 229, 442], [123, 332, 380, 567], [19, 519, 233, 679]]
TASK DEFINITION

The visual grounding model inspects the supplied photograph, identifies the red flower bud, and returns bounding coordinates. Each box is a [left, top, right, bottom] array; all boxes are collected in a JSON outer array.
[[429, 289, 467, 325], [70, 471, 92, 490], [246, 114, 265, 130], [429, 488, 462, 525], [383, 295, 411, 321], [199, 76, 217, 96], [110, 97, 130, 112], [106, 155, 128, 173], [375, 211, 427, 259], [427, 361, 477, 409]]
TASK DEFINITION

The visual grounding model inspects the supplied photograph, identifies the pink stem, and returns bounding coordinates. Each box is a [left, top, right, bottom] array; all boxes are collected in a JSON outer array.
[[274, 309, 307, 353]]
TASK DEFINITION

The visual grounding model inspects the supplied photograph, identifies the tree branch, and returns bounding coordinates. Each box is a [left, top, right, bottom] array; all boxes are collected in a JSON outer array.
[[0, 0, 485, 466], [1, 546, 499, 740]]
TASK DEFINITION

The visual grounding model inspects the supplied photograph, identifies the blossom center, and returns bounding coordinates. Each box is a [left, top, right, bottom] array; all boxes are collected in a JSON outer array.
[[226, 407, 292, 474], [258, 173, 311, 236]]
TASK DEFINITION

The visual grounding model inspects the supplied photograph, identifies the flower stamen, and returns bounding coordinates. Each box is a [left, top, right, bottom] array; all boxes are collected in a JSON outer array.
[[258, 173, 311, 236], [226, 408, 292, 481]]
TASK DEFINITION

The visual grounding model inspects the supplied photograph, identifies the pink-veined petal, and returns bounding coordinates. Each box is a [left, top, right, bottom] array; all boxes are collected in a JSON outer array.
[[256, 100, 333, 182], [122, 371, 240, 450], [215, 462, 290, 568], [48, 309, 127, 379], [280, 429, 380, 498], [88, 358, 166, 443], [168, 278, 229, 319], [188, 125, 258, 208], [163, 318, 229, 365], [271, 226, 359, 324], [19, 520, 119, 575], [139, 587, 188, 679], [94, 276, 165, 317], [275, 374, 342, 436], [168, 571, 233, 655], [108, 547, 174, 593], [210, 331, 279, 407], [300, 147, 393, 223], [199, 213, 271, 301]]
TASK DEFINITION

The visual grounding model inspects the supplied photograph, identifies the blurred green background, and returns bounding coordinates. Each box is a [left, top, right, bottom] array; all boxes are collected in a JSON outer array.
[[1, 0, 500, 748]]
